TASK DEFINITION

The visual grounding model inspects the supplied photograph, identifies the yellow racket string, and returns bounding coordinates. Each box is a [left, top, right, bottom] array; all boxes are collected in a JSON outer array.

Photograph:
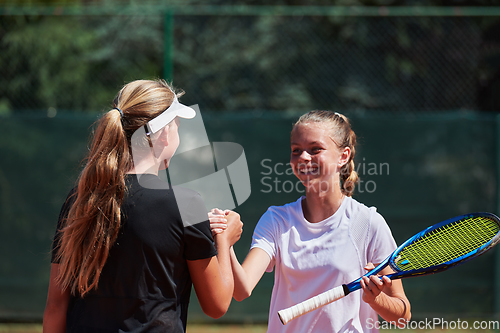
[[395, 217, 499, 271]]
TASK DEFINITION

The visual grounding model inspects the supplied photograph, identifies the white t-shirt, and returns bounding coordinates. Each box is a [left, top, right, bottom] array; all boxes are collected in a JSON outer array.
[[251, 196, 397, 333]]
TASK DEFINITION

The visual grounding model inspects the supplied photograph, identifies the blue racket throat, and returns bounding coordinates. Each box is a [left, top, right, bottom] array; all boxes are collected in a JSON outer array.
[[344, 257, 392, 294]]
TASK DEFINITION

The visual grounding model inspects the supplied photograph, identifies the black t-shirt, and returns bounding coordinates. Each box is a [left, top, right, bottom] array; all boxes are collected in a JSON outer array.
[[51, 174, 217, 333]]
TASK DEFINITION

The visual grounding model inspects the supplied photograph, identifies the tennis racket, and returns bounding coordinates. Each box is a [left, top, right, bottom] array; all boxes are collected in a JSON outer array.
[[278, 212, 500, 325]]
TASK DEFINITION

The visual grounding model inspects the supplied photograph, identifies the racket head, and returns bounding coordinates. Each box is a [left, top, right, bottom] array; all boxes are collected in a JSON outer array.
[[388, 212, 500, 279]]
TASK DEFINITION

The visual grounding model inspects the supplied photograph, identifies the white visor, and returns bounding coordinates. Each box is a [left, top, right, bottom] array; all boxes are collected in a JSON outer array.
[[146, 94, 196, 135]]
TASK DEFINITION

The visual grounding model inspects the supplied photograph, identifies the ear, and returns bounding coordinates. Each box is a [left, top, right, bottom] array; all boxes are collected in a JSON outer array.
[[338, 146, 351, 168], [158, 126, 170, 145], [149, 126, 170, 159]]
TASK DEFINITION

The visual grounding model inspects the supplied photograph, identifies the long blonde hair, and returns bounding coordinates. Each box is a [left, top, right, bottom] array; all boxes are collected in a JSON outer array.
[[56, 79, 181, 297], [293, 110, 359, 197]]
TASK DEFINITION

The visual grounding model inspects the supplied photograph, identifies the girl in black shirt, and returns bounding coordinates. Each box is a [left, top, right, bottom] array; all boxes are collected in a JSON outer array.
[[43, 79, 242, 332]]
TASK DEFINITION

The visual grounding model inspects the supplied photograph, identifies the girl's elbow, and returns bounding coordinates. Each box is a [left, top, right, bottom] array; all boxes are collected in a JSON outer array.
[[202, 302, 229, 319], [233, 289, 252, 302], [199, 292, 233, 319], [204, 308, 226, 319], [233, 295, 246, 302]]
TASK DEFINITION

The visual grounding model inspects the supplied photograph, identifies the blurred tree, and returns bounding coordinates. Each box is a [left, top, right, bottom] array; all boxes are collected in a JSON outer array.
[[1, 16, 97, 112], [1, 1, 499, 113], [0, 8, 163, 113]]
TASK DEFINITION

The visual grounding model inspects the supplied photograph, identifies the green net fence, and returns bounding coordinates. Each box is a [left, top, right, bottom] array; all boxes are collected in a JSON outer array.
[[1, 4, 500, 323], [0, 111, 498, 322]]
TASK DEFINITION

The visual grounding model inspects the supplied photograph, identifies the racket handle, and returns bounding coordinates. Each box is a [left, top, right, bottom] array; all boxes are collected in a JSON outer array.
[[277, 285, 349, 325]]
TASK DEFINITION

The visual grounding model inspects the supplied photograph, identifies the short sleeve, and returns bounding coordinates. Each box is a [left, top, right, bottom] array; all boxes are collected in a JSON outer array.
[[366, 212, 397, 265], [250, 208, 277, 272], [51, 188, 76, 263], [183, 193, 217, 261]]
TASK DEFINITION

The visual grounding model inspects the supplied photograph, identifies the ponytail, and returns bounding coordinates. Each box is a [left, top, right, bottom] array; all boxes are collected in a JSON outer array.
[[56, 109, 130, 296], [56, 79, 178, 296], [339, 130, 358, 197]]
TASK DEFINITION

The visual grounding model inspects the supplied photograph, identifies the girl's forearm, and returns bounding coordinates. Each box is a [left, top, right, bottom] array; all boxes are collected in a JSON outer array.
[[230, 247, 253, 301], [369, 293, 411, 327]]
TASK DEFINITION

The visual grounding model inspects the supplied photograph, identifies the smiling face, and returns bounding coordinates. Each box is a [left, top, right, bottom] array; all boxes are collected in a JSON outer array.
[[290, 122, 350, 193]]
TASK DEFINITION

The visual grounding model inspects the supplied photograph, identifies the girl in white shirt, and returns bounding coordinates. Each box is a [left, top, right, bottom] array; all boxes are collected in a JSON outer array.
[[211, 110, 411, 333]]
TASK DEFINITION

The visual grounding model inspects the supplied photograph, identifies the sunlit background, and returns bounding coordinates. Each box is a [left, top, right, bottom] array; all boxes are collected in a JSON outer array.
[[1, 1, 500, 331]]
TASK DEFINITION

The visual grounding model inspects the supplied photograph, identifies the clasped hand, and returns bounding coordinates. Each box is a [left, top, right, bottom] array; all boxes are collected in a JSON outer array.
[[209, 208, 243, 246]]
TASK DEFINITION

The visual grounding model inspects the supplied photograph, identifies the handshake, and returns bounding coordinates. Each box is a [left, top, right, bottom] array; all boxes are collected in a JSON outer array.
[[209, 208, 243, 245]]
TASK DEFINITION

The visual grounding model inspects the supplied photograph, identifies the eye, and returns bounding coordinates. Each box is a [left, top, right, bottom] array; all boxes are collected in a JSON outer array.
[[311, 147, 323, 154], [291, 148, 301, 155]]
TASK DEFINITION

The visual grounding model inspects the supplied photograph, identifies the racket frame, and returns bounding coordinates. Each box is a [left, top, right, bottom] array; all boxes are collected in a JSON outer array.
[[346, 212, 500, 295]]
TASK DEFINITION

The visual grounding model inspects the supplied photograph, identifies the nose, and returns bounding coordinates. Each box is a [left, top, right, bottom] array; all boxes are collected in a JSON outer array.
[[299, 150, 311, 161]]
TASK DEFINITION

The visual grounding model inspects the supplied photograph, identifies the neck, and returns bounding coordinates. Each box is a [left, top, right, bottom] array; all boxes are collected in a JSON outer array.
[[302, 186, 346, 223], [127, 155, 163, 175]]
